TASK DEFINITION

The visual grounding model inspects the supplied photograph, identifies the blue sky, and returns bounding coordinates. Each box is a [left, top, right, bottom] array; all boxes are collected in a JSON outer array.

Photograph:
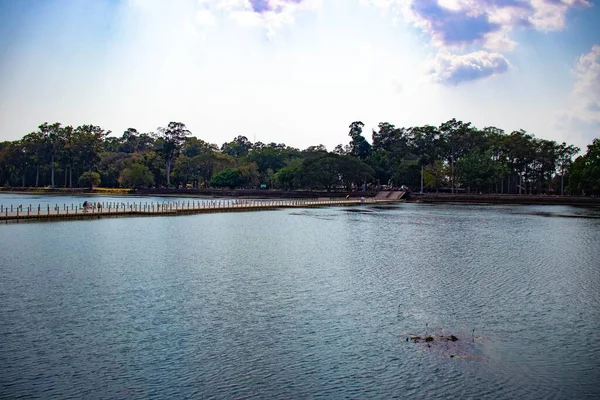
[[0, 0, 599, 151]]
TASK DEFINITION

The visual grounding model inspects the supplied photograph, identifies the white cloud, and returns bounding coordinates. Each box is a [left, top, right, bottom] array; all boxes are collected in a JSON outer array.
[[554, 44, 600, 150], [194, 0, 322, 38], [482, 27, 516, 52], [403, 0, 590, 49], [195, 9, 218, 27], [428, 50, 510, 85], [528, 0, 591, 31], [571, 44, 600, 123], [364, 0, 591, 84]]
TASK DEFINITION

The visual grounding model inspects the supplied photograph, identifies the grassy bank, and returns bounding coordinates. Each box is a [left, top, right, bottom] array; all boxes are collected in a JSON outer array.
[[2, 187, 598, 206], [0, 187, 133, 196], [0, 187, 373, 199]]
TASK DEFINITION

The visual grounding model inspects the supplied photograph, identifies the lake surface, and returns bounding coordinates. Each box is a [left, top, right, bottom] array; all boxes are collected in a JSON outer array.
[[1, 195, 599, 399]]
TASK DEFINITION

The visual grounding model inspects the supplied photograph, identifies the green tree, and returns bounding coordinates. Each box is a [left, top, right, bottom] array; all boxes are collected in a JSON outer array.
[[172, 155, 197, 187], [556, 143, 580, 195], [38, 122, 67, 188], [221, 135, 253, 158], [238, 163, 260, 188], [275, 158, 303, 190], [71, 124, 108, 187], [210, 168, 242, 188], [456, 150, 505, 192], [156, 122, 190, 187], [337, 155, 374, 190], [181, 137, 218, 158], [3, 141, 29, 187], [118, 163, 155, 188], [569, 139, 600, 195], [348, 121, 371, 160], [303, 144, 328, 154], [116, 128, 140, 153], [302, 154, 342, 191], [22, 131, 47, 187], [424, 160, 447, 192], [98, 152, 133, 187], [248, 146, 286, 175], [438, 119, 475, 193], [78, 171, 101, 189]]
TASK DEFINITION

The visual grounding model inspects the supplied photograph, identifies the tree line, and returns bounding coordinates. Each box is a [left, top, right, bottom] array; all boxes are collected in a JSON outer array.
[[0, 120, 598, 195]]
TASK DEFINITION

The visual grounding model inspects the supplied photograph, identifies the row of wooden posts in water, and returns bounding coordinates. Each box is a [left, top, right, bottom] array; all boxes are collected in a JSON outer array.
[[0, 197, 379, 223]]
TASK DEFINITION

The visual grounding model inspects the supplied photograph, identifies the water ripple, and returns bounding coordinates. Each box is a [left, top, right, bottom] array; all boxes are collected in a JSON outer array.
[[0, 202, 599, 399]]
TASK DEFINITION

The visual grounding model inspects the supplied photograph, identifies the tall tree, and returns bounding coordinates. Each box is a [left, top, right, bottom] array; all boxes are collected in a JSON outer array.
[[348, 121, 371, 160], [221, 135, 253, 158], [438, 119, 474, 193], [156, 122, 190, 187], [456, 150, 505, 193], [117, 128, 140, 153], [38, 122, 65, 188], [72, 125, 108, 171], [22, 131, 46, 187], [569, 139, 600, 195], [556, 142, 580, 195], [4, 141, 28, 186]]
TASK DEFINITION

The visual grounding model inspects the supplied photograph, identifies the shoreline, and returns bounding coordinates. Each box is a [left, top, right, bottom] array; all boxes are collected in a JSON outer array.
[[1, 187, 599, 206], [0, 187, 375, 199], [409, 193, 600, 207]]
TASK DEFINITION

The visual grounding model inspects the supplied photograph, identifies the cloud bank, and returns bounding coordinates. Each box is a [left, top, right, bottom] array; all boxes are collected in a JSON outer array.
[[572, 44, 600, 124], [554, 44, 600, 150], [366, 0, 591, 84]]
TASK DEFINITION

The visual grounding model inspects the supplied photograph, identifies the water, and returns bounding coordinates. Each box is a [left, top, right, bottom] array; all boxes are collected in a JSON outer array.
[[1, 196, 599, 399]]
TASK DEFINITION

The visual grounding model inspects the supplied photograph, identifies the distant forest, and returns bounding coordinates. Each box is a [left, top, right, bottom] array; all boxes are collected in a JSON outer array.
[[0, 120, 598, 195]]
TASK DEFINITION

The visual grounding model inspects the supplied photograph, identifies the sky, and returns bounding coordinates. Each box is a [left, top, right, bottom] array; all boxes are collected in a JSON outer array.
[[0, 0, 599, 152]]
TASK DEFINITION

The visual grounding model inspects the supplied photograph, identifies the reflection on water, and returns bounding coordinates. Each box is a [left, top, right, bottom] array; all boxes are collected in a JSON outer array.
[[1, 199, 599, 399]]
